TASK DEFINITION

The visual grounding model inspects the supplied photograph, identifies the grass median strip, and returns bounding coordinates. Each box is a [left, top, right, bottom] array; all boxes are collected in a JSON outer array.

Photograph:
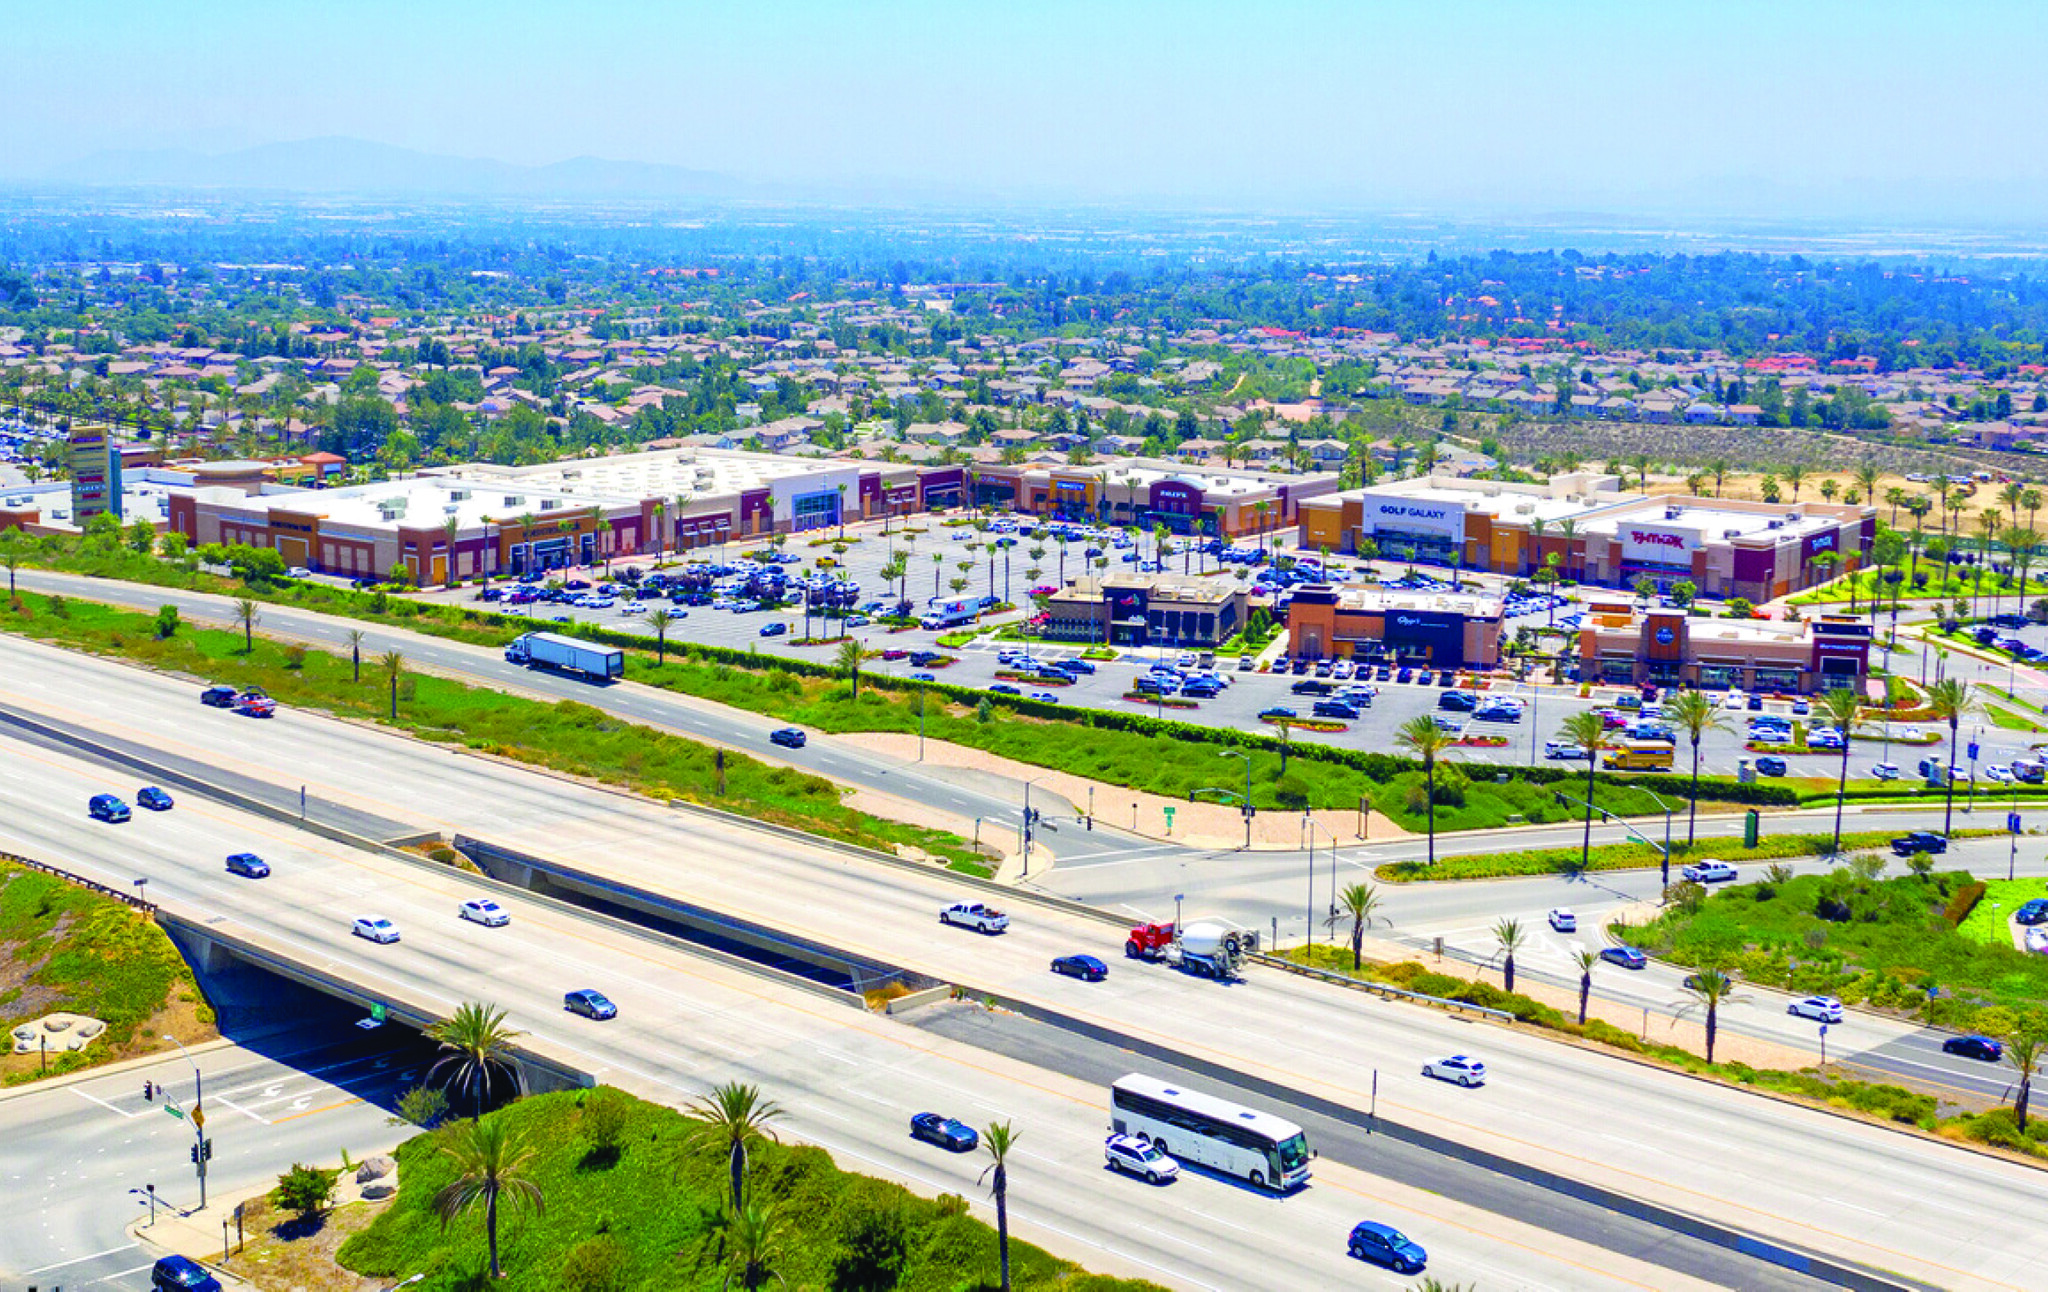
[[0, 589, 991, 876], [1376, 827, 2004, 882]]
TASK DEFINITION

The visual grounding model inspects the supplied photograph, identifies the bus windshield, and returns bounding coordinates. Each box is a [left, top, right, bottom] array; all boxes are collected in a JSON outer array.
[[1274, 1133, 1310, 1171]]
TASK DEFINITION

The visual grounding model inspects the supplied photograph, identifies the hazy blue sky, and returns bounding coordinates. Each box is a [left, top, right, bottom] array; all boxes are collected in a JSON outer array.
[[9, 1, 2044, 215]]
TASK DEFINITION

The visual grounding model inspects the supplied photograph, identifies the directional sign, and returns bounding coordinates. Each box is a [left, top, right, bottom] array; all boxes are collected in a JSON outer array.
[[1969, 741, 1981, 761], [370, 1003, 387, 1024], [2012, 812, 2024, 835], [191, 1105, 205, 1130], [164, 1105, 185, 1120]]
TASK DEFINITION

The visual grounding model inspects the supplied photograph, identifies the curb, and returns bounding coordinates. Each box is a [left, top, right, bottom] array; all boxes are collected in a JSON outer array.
[[0, 1035, 239, 1105]]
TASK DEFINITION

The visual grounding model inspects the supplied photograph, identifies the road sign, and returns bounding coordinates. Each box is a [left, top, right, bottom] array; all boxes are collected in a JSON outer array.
[[190, 1105, 205, 1130], [165, 1105, 184, 1120], [2012, 812, 2024, 835], [370, 1002, 387, 1023], [1970, 741, 1981, 761], [1818, 1024, 1829, 1037]]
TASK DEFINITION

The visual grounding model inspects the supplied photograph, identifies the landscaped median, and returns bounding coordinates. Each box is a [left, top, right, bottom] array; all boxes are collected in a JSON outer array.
[[0, 589, 993, 876], [296, 1088, 1165, 1291], [1375, 828, 2004, 883]]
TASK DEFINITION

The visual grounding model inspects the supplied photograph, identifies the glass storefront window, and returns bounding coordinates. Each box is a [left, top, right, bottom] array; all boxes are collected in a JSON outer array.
[[1754, 668, 1800, 691], [1699, 665, 1741, 689]]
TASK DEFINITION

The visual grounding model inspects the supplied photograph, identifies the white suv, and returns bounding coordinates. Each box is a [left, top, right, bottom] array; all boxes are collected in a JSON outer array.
[[1104, 1134, 1178, 1183], [940, 902, 1009, 934], [1788, 995, 1844, 1024]]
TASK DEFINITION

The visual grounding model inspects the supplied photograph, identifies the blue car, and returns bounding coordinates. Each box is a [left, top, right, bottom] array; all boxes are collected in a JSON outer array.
[[564, 989, 618, 1020], [136, 787, 175, 811], [2018, 899, 2048, 926], [88, 794, 131, 823], [225, 852, 271, 879], [1348, 1221, 1427, 1273], [910, 1111, 979, 1152], [1051, 954, 1108, 981], [1600, 946, 1648, 970], [769, 727, 808, 749]]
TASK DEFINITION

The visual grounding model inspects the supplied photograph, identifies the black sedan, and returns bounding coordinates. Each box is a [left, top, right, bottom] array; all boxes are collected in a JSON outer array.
[[910, 1112, 978, 1152], [136, 787, 175, 811], [769, 727, 808, 749], [1944, 1034, 2005, 1062], [1051, 954, 1108, 982]]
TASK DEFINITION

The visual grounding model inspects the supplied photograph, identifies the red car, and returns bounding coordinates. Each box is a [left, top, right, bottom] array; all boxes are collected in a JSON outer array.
[[234, 688, 277, 717], [880, 648, 909, 660], [1597, 709, 1628, 729]]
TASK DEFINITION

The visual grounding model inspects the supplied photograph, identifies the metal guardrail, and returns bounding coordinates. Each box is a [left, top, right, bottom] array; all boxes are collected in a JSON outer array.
[[1, 847, 157, 911], [1252, 952, 1515, 1022]]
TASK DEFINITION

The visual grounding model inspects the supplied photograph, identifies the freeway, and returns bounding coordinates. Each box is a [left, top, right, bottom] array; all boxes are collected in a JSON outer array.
[[0, 730, 1682, 1291], [1, 1023, 428, 1292], [2, 634, 2041, 1288]]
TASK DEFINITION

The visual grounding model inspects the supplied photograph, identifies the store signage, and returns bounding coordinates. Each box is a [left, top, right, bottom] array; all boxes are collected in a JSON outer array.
[[1629, 530, 1687, 549], [1654, 627, 1676, 645], [1623, 525, 1698, 561], [1805, 530, 1838, 559], [1366, 499, 1461, 536]]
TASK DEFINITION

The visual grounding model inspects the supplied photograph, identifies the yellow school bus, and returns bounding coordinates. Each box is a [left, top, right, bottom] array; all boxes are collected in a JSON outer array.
[[1604, 740, 1675, 771]]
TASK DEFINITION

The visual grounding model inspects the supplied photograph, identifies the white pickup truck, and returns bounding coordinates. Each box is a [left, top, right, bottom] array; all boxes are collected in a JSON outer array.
[[940, 902, 1010, 934]]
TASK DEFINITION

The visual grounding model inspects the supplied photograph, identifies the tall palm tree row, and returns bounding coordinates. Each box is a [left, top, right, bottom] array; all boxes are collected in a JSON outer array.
[[1392, 715, 1455, 868], [432, 1116, 545, 1281]]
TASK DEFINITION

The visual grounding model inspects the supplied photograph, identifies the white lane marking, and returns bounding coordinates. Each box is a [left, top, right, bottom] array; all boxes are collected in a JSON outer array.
[[21, 1243, 139, 1275], [1824, 1197, 1886, 1217], [69, 1088, 142, 1119], [213, 1094, 271, 1124]]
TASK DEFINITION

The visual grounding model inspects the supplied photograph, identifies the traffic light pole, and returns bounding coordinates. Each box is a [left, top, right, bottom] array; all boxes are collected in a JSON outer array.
[[165, 1034, 207, 1209]]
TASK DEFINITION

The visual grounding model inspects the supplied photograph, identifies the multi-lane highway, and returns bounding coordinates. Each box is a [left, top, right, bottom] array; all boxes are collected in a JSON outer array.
[[1, 632, 2043, 1289], [0, 721, 1695, 1291]]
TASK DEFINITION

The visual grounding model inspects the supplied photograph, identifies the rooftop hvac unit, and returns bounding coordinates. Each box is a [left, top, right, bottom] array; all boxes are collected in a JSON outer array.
[[540, 499, 559, 511], [502, 496, 523, 508], [1723, 529, 1741, 539], [1767, 519, 1783, 529], [448, 488, 469, 502], [1665, 506, 1682, 520]]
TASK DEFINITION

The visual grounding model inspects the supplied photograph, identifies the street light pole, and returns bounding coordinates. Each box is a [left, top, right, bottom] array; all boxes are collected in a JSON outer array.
[[163, 1033, 206, 1209], [1218, 749, 1252, 849]]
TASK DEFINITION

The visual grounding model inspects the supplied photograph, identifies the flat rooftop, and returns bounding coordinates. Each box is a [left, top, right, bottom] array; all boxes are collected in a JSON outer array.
[[262, 477, 613, 528], [436, 447, 863, 499], [1584, 502, 1841, 542]]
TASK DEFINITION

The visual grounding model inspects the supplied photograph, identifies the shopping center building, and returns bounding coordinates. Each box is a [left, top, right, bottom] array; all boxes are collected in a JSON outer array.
[[1296, 475, 1873, 601], [971, 458, 1339, 538], [1574, 599, 1873, 694], [1282, 584, 1506, 670], [1037, 573, 1252, 649]]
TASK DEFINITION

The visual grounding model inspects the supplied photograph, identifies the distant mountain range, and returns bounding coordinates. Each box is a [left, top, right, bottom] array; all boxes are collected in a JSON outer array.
[[42, 136, 751, 200]]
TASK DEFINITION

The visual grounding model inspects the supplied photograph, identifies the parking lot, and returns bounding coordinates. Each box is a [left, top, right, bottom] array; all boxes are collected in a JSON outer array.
[[399, 513, 2048, 789]]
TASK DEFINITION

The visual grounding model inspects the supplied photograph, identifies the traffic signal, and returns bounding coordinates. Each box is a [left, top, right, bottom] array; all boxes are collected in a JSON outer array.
[[189, 1138, 213, 1164], [142, 1081, 153, 1102]]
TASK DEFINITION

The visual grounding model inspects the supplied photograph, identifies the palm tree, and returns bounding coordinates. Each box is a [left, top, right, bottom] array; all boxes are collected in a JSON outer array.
[[1332, 881, 1383, 970], [431, 1116, 545, 1281], [1675, 967, 1740, 1064], [442, 514, 462, 588], [1708, 459, 1729, 497], [426, 1001, 525, 1116], [346, 628, 366, 682], [1783, 463, 1807, 501], [2009, 527, 2043, 605], [1492, 917, 1526, 994], [1924, 677, 1975, 836], [2006, 1025, 2047, 1132], [1813, 688, 1863, 852], [1665, 691, 1724, 846], [1557, 710, 1612, 875], [646, 607, 675, 665], [380, 649, 405, 720], [233, 597, 259, 653], [835, 637, 864, 698], [1, 529, 23, 597], [1885, 487, 1907, 528], [2001, 480, 2026, 529], [1573, 949, 1600, 1025], [1393, 715, 1455, 868], [1852, 464, 1882, 511], [722, 1198, 794, 1290], [687, 1081, 785, 1214], [979, 1120, 1017, 1292]]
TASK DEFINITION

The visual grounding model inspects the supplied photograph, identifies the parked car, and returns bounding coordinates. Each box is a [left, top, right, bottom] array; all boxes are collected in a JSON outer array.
[[1870, 762, 1901, 781], [459, 898, 510, 927], [136, 787, 174, 811], [1944, 1034, 2004, 1061], [1600, 946, 1648, 970], [1422, 1055, 1487, 1086], [769, 727, 808, 749], [1051, 953, 1108, 981], [940, 902, 1009, 933], [758, 622, 788, 637], [200, 684, 239, 708], [352, 916, 401, 944], [2017, 899, 2048, 926], [1545, 741, 1590, 761], [224, 852, 270, 879], [910, 1111, 979, 1152], [1788, 995, 1845, 1024], [1104, 1132, 1178, 1183], [564, 988, 617, 1020], [1258, 706, 1297, 721], [88, 793, 131, 823], [1547, 908, 1577, 932], [1347, 1221, 1427, 1274], [1753, 756, 1788, 777]]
